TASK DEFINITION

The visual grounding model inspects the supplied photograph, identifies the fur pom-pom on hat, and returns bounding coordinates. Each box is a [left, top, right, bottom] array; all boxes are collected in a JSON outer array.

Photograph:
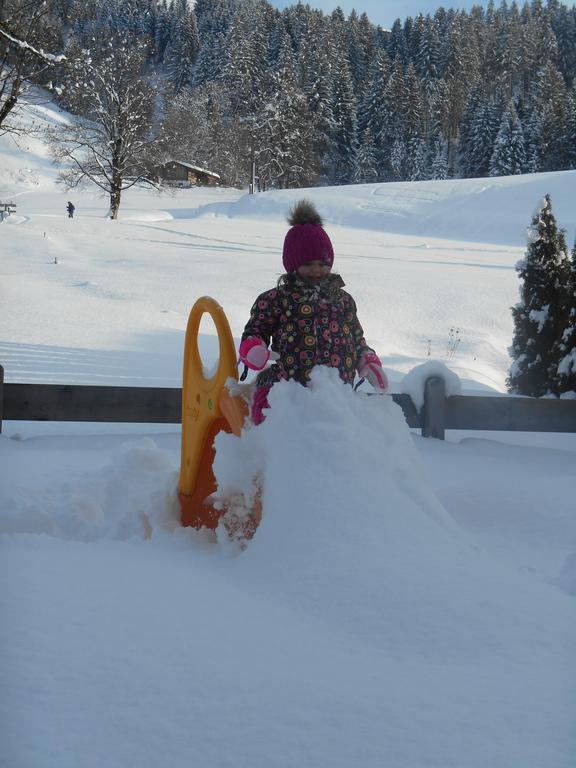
[[283, 199, 334, 273], [288, 199, 323, 227]]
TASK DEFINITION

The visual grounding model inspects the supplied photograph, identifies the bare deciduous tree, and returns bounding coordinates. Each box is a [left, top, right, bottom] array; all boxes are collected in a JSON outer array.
[[49, 34, 162, 219], [0, 0, 64, 134]]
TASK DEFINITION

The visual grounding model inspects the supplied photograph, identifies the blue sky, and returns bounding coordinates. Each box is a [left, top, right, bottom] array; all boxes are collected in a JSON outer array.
[[272, 1, 486, 28]]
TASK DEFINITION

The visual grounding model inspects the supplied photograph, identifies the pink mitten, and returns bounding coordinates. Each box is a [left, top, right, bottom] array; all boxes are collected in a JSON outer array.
[[358, 351, 389, 391], [239, 336, 270, 371]]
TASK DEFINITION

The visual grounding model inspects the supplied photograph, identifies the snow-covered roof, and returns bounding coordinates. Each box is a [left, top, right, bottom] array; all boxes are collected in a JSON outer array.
[[165, 160, 220, 179]]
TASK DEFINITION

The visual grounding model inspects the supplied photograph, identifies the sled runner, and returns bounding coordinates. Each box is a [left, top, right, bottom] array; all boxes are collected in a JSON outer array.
[[178, 296, 261, 541]]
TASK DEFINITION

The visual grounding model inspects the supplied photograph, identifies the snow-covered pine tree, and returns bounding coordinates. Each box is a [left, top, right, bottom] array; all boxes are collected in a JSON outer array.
[[406, 136, 428, 180], [191, 0, 233, 87], [458, 84, 483, 175], [529, 61, 568, 171], [562, 90, 576, 170], [387, 18, 409, 65], [389, 137, 406, 180], [508, 194, 572, 396], [556, 239, 576, 394], [359, 48, 391, 152], [522, 106, 545, 173], [153, 1, 171, 64], [489, 99, 526, 176], [255, 42, 317, 190], [415, 14, 440, 83], [378, 54, 408, 180], [221, 2, 267, 117], [164, 0, 199, 93], [352, 127, 379, 183], [405, 61, 426, 140], [346, 9, 371, 93], [326, 54, 358, 184], [466, 100, 502, 177], [429, 134, 448, 179], [553, 3, 576, 85]]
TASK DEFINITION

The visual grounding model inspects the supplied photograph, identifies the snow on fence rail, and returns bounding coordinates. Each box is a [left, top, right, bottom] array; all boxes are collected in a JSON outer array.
[[0, 367, 575, 439]]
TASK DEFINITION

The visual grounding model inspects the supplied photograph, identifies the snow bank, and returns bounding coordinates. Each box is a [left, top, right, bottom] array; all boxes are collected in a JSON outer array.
[[211, 369, 573, 665], [0, 437, 179, 540], [193, 171, 576, 246]]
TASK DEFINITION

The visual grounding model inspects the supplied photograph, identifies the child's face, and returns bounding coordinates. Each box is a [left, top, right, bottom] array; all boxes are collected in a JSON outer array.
[[296, 260, 331, 282]]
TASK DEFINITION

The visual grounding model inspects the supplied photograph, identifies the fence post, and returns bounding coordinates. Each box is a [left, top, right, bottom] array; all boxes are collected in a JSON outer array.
[[422, 376, 446, 439], [0, 364, 4, 434]]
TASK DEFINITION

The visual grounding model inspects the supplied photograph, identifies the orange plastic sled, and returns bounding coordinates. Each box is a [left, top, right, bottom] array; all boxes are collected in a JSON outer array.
[[178, 297, 261, 539]]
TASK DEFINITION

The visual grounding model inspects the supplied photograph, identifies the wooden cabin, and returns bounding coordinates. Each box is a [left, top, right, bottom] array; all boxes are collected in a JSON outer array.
[[158, 160, 220, 187]]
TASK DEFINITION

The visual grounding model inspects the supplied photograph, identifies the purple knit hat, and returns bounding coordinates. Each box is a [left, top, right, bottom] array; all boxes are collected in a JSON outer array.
[[282, 200, 334, 273]]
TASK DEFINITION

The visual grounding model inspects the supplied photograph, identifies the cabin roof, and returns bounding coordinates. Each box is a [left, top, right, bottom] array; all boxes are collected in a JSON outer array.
[[165, 160, 220, 179]]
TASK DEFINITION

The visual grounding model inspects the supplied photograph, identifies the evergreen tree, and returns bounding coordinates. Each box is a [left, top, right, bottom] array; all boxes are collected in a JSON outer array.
[[326, 54, 358, 184], [352, 127, 378, 182], [389, 137, 406, 180], [466, 100, 502, 176], [523, 104, 545, 172], [529, 62, 568, 170], [556, 240, 576, 393], [191, 0, 233, 86], [562, 90, 576, 169], [164, 0, 199, 92], [554, 4, 576, 85], [489, 99, 526, 175], [430, 135, 449, 178], [405, 61, 426, 139], [416, 14, 440, 83], [153, 1, 171, 64], [221, 3, 267, 117], [458, 83, 484, 174], [508, 194, 572, 395], [359, 48, 391, 141], [406, 135, 428, 180], [256, 59, 318, 189], [387, 18, 409, 64]]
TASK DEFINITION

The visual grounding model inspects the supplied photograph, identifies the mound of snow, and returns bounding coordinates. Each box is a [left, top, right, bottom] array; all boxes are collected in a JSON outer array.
[[0, 438, 180, 540], [401, 360, 462, 410]]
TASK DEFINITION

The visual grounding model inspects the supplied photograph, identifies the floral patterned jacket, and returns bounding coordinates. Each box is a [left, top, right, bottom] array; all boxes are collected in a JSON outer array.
[[242, 273, 374, 388]]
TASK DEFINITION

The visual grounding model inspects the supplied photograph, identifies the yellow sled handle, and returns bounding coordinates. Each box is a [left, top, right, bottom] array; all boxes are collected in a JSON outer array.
[[179, 296, 238, 496], [178, 296, 250, 530]]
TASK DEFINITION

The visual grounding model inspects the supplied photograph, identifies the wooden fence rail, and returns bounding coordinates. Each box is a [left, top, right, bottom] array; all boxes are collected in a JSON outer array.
[[0, 367, 575, 439]]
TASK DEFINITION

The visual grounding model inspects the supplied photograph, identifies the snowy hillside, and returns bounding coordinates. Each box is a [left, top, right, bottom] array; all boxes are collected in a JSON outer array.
[[1, 96, 575, 768]]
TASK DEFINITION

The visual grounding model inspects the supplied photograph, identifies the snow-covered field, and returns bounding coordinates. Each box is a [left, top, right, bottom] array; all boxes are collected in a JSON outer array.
[[1, 97, 575, 768]]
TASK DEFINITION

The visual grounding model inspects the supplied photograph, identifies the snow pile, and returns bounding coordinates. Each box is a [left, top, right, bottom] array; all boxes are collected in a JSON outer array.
[[212, 370, 573, 663], [400, 360, 462, 409], [0, 437, 179, 540]]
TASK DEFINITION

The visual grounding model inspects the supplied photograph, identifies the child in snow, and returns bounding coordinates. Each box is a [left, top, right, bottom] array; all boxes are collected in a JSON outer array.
[[67, 201, 75, 218], [239, 199, 388, 424]]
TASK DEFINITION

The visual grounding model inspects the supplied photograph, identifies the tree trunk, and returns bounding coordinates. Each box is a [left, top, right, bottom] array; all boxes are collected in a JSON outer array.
[[109, 174, 122, 219], [0, 71, 22, 129]]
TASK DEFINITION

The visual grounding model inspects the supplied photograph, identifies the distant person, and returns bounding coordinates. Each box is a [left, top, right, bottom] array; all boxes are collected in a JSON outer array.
[[67, 201, 75, 218], [239, 199, 389, 425]]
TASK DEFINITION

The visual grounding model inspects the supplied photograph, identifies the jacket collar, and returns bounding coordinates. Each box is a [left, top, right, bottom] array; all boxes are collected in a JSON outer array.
[[281, 273, 345, 294]]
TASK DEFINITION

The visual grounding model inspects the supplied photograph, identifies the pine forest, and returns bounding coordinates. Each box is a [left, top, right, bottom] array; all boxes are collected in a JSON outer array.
[[3, 0, 576, 190]]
